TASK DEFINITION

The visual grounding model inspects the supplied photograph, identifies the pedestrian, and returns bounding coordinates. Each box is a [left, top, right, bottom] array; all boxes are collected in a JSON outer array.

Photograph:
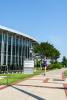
[[43, 58, 48, 75]]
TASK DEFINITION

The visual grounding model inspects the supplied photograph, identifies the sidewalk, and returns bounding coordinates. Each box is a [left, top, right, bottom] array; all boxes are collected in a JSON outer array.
[[0, 68, 67, 100]]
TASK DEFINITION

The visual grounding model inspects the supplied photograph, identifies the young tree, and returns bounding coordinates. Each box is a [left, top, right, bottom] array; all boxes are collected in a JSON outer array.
[[62, 56, 67, 67]]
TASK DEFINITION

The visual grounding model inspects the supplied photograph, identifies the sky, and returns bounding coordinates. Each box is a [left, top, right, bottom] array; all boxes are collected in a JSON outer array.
[[0, 0, 67, 61]]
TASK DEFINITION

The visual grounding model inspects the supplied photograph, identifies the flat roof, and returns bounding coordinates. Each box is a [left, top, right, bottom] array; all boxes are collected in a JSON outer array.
[[0, 25, 37, 42]]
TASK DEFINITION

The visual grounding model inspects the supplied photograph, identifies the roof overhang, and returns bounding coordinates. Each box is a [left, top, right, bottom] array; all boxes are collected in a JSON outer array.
[[0, 25, 38, 43]]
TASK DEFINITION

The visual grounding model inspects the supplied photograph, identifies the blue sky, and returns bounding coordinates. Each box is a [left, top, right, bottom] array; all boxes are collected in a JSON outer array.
[[0, 0, 67, 60]]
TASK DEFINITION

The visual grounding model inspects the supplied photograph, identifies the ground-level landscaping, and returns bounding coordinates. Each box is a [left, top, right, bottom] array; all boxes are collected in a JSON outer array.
[[0, 69, 43, 85], [64, 70, 67, 77]]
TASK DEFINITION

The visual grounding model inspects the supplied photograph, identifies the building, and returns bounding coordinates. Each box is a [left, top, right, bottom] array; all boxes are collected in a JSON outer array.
[[0, 25, 37, 71]]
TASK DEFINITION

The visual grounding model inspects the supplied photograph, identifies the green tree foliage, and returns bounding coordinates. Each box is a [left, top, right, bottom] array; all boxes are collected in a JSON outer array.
[[33, 43, 40, 54], [62, 56, 67, 67], [33, 42, 60, 61], [51, 48, 60, 62], [35, 59, 41, 68]]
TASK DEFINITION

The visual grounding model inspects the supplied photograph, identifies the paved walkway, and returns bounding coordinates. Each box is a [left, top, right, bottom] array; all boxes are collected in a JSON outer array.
[[0, 68, 67, 100]]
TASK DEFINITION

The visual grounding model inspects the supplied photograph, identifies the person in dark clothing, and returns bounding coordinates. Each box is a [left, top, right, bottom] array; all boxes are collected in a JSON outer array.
[[43, 58, 48, 75]]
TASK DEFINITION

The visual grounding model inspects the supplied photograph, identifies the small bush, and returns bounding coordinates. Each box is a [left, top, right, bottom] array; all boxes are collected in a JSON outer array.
[[64, 70, 67, 77], [35, 59, 41, 68], [48, 62, 63, 70]]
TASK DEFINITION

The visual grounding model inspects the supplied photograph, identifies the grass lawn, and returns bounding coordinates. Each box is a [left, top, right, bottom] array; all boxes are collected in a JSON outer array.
[[0, 69, 43, 85], [64, 70, 67, 77]]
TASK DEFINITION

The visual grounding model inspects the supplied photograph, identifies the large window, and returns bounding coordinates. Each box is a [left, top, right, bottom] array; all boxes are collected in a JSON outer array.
[[19, 39, 22, 56], [12, 36, 16, 65], [2, 33, 7, 65], [0, 34, 2, 42], [23, 38, 25, 59], [12, 36, 15, 55], [8, 36, 11, 55], [0, 34, 2, 54], [16, 38, 19, 65], [27, 40, 30, 59]]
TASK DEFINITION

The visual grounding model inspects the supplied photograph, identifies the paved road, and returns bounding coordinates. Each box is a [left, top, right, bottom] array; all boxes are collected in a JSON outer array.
[[0, 68, 67, 100]]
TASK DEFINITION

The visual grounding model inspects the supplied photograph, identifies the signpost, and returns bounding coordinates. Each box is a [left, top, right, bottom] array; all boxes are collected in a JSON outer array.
[[24, 60, 34, 74]]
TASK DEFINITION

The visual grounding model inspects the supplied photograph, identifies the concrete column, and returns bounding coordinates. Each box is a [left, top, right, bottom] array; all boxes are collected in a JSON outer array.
[[29, 40, 32, 59], [6, 33, 8, 65], [29, 40, 31, 59], [21, 39, 23, 65], [10, 35, 13, 65], [15, 36, 16, 65], [23, 38, 25, 60], [1, 33, 4, 65], [27, 40, 29, 59], [18, 38, 19, 66], [27, 40, 28, 59], [25, 38, 26, 59]]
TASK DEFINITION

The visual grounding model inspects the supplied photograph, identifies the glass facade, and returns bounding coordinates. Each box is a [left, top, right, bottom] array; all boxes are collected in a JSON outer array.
[[0, 31, 33, 70], [0, 34, 2, 65]]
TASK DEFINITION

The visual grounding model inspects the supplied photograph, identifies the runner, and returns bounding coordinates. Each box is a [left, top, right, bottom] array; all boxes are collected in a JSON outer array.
[[43, 58, 48, 75]]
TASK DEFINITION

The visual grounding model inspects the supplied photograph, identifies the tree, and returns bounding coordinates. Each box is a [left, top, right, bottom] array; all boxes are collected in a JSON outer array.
[[62, 56, 67, 67], [33, 42, 60, 61], [51, 47, 60, 62]]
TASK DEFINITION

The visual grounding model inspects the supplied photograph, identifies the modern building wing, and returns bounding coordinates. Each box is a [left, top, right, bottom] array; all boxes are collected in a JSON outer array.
[[0, 25, 37, 70], [0, 25, 37, 42]]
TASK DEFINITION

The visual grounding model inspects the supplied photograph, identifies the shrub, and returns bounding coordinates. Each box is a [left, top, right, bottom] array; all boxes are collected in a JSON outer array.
[[35, 59, 41, 68], [48, 62, 63, 70]]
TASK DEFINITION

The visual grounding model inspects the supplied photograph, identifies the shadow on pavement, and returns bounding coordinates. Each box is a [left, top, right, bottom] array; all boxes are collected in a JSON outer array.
[[15, 84, 67, 90], [44, 81, 64, 84], [11, 85, 45, 100]]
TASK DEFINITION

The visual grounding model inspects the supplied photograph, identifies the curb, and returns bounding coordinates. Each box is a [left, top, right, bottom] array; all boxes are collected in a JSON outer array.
[[62, 72, 67, 97], [0, 85, 8, 90], [64, 84, 67, 97]]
